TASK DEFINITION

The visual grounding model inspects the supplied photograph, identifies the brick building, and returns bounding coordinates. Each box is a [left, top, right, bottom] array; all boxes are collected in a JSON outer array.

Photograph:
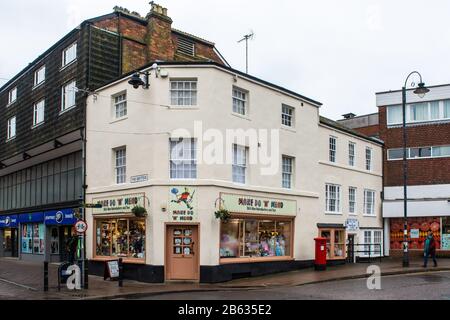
[[0, 3, 227, 261], [339, 84, 450, 257]]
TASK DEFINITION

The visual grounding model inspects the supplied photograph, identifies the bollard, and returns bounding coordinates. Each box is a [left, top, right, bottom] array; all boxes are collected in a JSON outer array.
[[44, 261, 49, 292], [84, 259, 89, 290], [118, 258, 123, 287]]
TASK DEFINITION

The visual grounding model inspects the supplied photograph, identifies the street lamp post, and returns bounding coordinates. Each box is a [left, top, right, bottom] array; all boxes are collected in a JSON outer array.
[[401, 72, 429, 267]]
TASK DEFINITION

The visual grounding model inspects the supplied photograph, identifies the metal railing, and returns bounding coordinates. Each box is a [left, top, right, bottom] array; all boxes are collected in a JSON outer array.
[[347, 243, 382, 263]]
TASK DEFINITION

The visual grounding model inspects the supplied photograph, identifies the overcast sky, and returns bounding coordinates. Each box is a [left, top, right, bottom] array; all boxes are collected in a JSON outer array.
[[1, 0, 449, 120]]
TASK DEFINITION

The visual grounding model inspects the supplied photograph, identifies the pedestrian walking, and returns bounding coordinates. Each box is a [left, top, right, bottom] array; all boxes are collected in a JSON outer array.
[[423, 229, 437, 268]]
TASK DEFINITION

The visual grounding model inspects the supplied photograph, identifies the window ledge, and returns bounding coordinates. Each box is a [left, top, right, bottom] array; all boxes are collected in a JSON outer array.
[[32, 81, 45, 91], [60, 59, 77, 71], [281, 125, 296, 133], [363, 214, 377, 218], [169, 106, 199, 110], [31, 122, 45, 130], [5, 137, 16, 143], [110, 116, 128, 124], [325, 211, 343, 215], [231, 112, 251, 121], [220, 257, 294, 264], [6, 101, 16, 108], [59, 105, 77, 116]]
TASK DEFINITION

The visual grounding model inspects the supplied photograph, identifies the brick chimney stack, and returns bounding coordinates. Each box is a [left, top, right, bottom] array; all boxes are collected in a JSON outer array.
[[145, 2, 175, 61]]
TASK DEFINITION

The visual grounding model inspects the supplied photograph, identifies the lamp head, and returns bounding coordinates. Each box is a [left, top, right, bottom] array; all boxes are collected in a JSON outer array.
[[414, 82, 430, 98], [128, 72, 146, 89]]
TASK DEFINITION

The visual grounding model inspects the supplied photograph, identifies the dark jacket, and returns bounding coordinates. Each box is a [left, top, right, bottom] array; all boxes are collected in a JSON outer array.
[[425, 236, 436, 254]]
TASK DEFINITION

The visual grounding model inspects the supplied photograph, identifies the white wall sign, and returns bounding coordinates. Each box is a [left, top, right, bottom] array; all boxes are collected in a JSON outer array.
[[346, 218, 359, 232], [130, 174, 149, 184], [410, 229, 420, 239]]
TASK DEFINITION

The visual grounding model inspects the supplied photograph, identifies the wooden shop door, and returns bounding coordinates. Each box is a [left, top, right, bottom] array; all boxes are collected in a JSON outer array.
[[166, 225, 199, 281]]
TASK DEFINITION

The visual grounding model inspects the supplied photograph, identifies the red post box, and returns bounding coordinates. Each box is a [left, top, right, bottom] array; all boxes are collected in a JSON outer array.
[[314, 237, 327, 271]]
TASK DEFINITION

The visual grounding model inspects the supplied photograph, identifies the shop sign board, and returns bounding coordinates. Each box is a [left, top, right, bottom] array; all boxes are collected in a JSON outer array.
[[0, 215, 18, 228], [17, 212, 44, 223], [169, 187, 198, 222], [345, 218, 359, 232], [93, 193, 145, 214], [44, 209, 77, 226], [104, 260, 120, 280], [220, 193, 296, 216]]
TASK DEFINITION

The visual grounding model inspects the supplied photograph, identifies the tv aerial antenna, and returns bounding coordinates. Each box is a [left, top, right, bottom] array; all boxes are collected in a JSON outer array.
[[238, 30, 255, 74]]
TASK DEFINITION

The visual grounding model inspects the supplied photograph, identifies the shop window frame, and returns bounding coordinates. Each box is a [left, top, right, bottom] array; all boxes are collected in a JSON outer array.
[[93, 216, 146, 263], [219, 214, 295, 264]]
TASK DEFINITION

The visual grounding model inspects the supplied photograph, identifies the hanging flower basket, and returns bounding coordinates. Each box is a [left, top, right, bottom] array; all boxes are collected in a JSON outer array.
[[132, 205, 148, 217], [214, 208, 231, 222]]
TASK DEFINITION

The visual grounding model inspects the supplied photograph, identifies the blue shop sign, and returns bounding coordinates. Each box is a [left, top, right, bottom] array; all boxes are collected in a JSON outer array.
[[44, 209, 77, 226], [0, 215, 18, 228], [18, 212, 44, 223]]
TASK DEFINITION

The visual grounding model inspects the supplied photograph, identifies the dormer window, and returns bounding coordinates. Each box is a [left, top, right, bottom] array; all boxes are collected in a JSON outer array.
[[177, 36, 195, 56]]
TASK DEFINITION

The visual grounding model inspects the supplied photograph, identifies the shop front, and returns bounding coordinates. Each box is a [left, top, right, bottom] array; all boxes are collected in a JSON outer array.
[[44, 209, 77, 262], [204, 193, 297, 283], [317, 224, 346, 263], [90, 193, 149, 280], [0, 215, 19, 258], [389, 216, 450, 255], [16, 209, 78, 262]]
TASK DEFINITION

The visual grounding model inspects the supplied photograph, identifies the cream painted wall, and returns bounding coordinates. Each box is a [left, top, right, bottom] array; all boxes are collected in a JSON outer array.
[[85, 65, 382, 264]]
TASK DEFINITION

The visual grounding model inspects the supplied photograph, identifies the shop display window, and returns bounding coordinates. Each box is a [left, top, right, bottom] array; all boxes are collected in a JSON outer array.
[[319, 228, 346, 259], [21, 223, 44, 255], [441, 217, 450, 250], [220, 218, 292, 259], [50, 227, 59, 254], [390, 217, 441, 250], [95, 218, 145, 260]]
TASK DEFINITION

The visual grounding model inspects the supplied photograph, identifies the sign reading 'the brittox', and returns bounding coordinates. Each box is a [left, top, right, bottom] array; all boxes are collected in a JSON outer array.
[[93, 193, 145, 214], [221, 193, 297, 216]]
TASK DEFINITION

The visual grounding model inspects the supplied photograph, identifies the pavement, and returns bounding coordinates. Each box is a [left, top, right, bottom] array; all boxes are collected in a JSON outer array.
[[0, 257, 449, 300]]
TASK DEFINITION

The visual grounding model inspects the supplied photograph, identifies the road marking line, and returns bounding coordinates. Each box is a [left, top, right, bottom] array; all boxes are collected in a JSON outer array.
[[0, 278, 38, 291]]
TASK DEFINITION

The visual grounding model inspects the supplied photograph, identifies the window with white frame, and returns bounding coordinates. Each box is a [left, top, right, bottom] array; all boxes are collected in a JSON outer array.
[[281, 104, 294, 127], [232, 144, 247, 184], [7, 116, 16, 140], [8, 87, 17, 105], [170, 138, 197, 179], [445, 100, 450, 118], [61, 80, 77, 112], [329, 136, 337, 163], [232, 87, 247, 116], [388, 100, 450, 125], [363, 230, 382, 256], [386, 105, 403, 125], [325, 184, 341, 213], [282, 156, 294, 189], [33, 99, 45, 127], [348, 142, 355, 166], [388, 145, 450, 160], [34, 66, 46, 87], [170, 80, 197, 106], [115, 147, 126, 184], [62, 42, 77, 67], [348, 187, 356, 214], [114, 93, 127, 119], [365, 147, 372, 170], [410, 102, 428, 121], [364, 189, 375, 215]]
